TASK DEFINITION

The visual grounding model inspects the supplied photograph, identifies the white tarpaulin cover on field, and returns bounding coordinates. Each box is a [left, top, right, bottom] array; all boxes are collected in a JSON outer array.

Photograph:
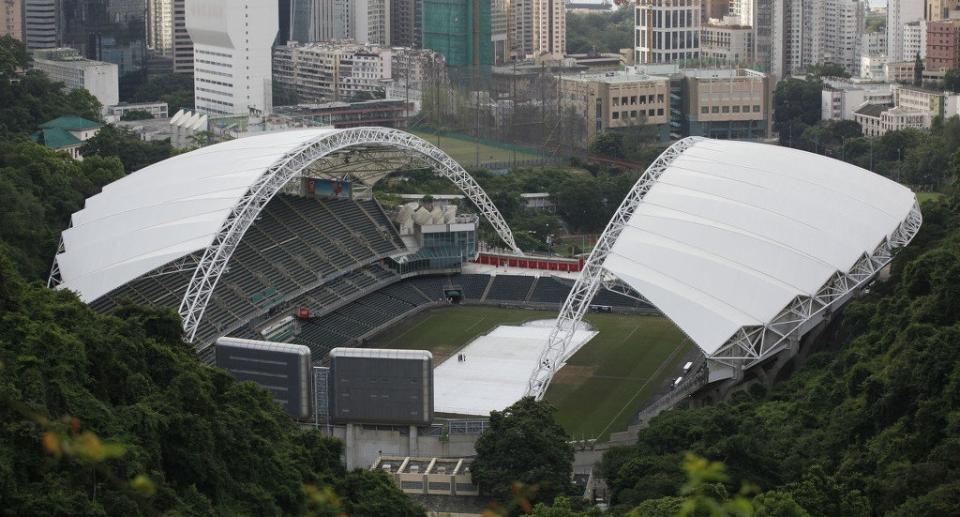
[[434, 322, 596, 415]]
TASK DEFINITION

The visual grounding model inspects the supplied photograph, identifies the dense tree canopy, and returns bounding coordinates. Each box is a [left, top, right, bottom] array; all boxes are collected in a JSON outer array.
[[120, 72, 195, 114], [472, 397, 575, 509], [0, 135, 424, 515], [599, 190, 960, 515], [566, 10, 633, 55], [80, 124, 176, 173], [0, 137, 124, 280], [0, 36, 101, 134]]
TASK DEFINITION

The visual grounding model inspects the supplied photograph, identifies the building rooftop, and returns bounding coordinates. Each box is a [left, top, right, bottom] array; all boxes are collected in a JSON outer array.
[[31, 127, 82, 150], [560, 70, 670, 84], [855, 103, 890, 117], [40, 116, 101, 131]]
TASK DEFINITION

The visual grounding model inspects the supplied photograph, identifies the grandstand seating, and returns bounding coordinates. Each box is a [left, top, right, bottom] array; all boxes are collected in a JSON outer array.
[[88, 193, 408, 347], [529, 276, 573, 304], [450, 274, 492, 300], [485, 275, 535, 302]]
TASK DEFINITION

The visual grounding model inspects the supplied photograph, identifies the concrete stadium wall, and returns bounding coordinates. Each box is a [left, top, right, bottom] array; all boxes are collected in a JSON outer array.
[[332, 423, 479, 470]]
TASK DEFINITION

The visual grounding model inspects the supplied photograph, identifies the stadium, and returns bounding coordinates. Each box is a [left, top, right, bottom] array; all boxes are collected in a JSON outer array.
[[48, 128, 922, 453]]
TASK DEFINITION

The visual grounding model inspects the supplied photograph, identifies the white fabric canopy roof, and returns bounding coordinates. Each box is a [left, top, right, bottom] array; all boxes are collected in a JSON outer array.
[[603, 139, 918, 355], [56, 129, 335, 302]]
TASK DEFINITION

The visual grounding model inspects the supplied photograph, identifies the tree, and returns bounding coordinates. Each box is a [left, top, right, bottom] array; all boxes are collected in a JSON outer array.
[[121, 72, 195, 113], [120, 109, 155, 121], [472, 397, 575, 507], [0, 37, 101, 134], [805, 63, 850, 79], [589, 132, 626, 160], [914, 53, 924, 86], [773, 78, 823, 146], [80, 124, 175, 173]]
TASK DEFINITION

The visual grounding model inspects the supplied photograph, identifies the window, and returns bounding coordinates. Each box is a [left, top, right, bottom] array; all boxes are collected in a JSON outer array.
[[612, 97, 620, 106], [753, 105, 761, 112], [630, 96, 637, 104], [701, 106, 709, 114], [648, 109, 655, 116], [722, 106, 730, 113], [733, 105, 740, 113], [630, 110, 638, 118], [657, 108, 664, 116], [743, 105, 750, 112], [711, 106, 719, 113], [613, 111, 620, 119]]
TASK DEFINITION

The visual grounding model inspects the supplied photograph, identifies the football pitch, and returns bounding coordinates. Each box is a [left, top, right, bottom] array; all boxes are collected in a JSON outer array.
[[408, 130, 542, 166], [367, 305, 689, 440]]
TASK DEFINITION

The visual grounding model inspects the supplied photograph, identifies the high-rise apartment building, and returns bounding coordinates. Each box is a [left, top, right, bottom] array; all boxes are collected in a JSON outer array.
[[768, 0, 864, 78], [186, 0, 278, 116], [508, 0, 564, 59], [148, 0, 195, 73], [888, 0, 926, 61], [344, 0, 390, 46], [0, 0, 22, 40], [147, 0, 174, 55], [636, 0, 702, 65], [391, 0, 421, 47], [903, 19, 927, 60], [701, 17, 753, 65], [926, 19, 960, 70], [927, 0, 960, 21], [23, 0, 57, 49], [491, 0, 508, 63], [535, 0, 565, 57]]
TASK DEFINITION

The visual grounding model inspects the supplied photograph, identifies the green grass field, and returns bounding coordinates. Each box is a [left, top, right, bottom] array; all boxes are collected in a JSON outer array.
[[368, 305, 688, 440], [409, 130, 542, 166]]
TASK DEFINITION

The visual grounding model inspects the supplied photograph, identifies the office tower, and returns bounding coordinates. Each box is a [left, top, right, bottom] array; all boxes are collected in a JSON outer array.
[[636, 0, 702, 65], [172, 0, 192, 73], [23, 0, 58, 49], [186, 0, 278, 116], [888, 0, 925, 61], [729, 0, 753, 26]]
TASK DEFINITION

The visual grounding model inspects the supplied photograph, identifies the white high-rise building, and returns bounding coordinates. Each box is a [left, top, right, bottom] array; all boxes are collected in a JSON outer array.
[[729, 0, 754, 26], [147, 0, 174, 55], [186, 0, 279, 116], [769, 0, 864, 78], [23, 0, 57, 49], [887, 0, 925, 61], [902, 20, 927, 61], [636, 0, 703, 65], [343, 0, 390, 46]]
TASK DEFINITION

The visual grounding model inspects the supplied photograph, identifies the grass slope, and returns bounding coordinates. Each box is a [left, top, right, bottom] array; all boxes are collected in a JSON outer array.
[[368, 306, 686, 440]]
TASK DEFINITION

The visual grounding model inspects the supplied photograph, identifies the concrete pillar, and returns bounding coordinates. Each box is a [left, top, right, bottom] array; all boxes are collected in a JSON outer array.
[[345, 423, 356, 471], [408, 425, 418, 457]]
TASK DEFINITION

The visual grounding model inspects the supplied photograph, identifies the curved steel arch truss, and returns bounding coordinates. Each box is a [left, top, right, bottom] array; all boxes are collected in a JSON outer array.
[[179, 127, 521, 343], [525, 137, 702, 399], [525, 136, 923, 400]]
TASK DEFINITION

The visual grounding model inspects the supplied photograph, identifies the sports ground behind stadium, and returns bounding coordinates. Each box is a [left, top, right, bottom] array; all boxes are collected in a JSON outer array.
[[368, 305, 689, 440]]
